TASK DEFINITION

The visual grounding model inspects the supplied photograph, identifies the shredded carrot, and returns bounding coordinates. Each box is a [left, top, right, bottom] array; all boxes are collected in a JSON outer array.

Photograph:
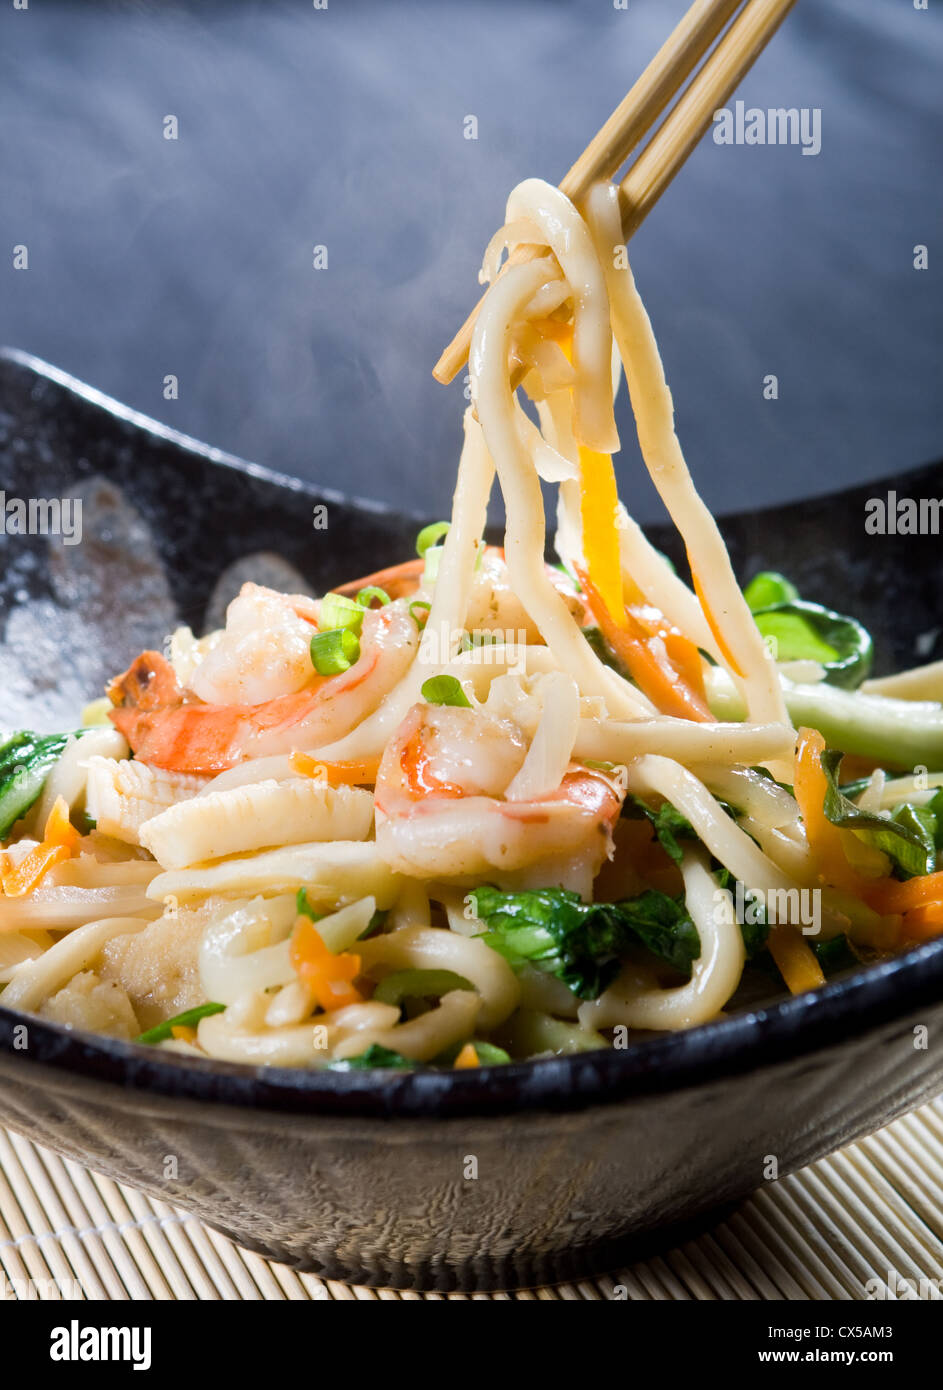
[[1, 842, 70, 897], [289, 751, 381, 786], [0, 796, 80, 897], [690, 569, 745, 679], [454, 1043, 480, 1069], [290, 916, 363, 1011], [793, 729, 870, 894], [43, 796, 81, 852], [577, 565, 713, 722], [577, 447, 626, 629], [170, 1025, 198, 1044], [866, 872, 943, 918], [900, 902, 943, 942], [768, 925, 826, 994]]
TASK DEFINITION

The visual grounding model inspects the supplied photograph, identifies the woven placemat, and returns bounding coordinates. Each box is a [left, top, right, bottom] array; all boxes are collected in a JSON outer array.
[[2, 1097, 942, 1301]]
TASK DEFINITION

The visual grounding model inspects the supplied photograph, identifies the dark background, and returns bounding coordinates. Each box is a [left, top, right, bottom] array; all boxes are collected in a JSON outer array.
[[1, 0, 941, 522]]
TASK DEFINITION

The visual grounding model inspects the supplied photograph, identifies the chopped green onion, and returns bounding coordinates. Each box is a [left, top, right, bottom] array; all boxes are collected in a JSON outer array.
[[421, 675, 472, 708], [319, 592, 364, 635], [409, 600, 431, 629], [356, 586, 390, 609], [136, 1003, 225, 1045], [310, 627, 360, 675], [743, 571, 799, 612], [374, 969, 474, 1009], [296, 887, 322, 920], [415, 521, 450, 558], [423, 546, 443, 583]]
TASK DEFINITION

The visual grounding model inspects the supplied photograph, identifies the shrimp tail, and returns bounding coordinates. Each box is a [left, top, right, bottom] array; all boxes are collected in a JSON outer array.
[[107, 651, 184, 713]]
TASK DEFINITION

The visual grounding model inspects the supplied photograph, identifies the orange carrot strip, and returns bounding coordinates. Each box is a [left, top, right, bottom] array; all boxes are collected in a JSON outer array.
[[690, 569, 745, 679], [900, 902, 943, 942], [793, 729, 871, 894], [289, 751, 381, 786], [578, 565, 713, 722], [867, 872, 943, 918], [170, 1025, 198, 1044], [768, 925, 826, 994], [0, 796, 80, 897], [290, 916, 363, 1012], [454, 1043, 480, 1070], [43, 796, 81, 852], [1, 842, 70, 898]]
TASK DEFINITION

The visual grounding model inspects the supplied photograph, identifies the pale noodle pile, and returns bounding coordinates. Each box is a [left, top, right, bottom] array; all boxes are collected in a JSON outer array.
[[1, 179, 939, 1067]]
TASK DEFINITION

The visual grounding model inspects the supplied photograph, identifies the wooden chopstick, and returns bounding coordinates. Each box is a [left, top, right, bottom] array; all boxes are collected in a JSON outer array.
[[618, 0, 798, 236], [432, 0, 795, 386], [554, 0, 745, 207]]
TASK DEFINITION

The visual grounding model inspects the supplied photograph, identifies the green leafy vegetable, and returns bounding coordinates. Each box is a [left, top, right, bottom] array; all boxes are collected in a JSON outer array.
[[813, 934, 859, 975], [358, 908, 388, 940], [820, 750, 940, 878], [0, 730, 89, 841], [328, 1044, 415, 1071], [421, 674, 472, 708], [136, 1003, 225, 1045], [714, 868, 770, 957], [373, 968, 474, 1008], [310, 627, 360, 675], [622, 794, 698, 864], [743, 571, 799, 612], [471, 884, 700, 999], [751, 600, 873, 689]]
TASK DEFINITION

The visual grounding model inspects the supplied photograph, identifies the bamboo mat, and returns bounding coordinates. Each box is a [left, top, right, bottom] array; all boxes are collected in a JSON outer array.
[[2, 1097, 943, 1301]]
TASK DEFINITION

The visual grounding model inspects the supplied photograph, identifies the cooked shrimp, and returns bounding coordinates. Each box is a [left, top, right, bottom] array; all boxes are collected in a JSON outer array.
[[189, 583, 321, 706], [464, 548, 585, 643], [109, 602, 419, 775], [337, 549, 583, 646], [374, 703, 623, 889]]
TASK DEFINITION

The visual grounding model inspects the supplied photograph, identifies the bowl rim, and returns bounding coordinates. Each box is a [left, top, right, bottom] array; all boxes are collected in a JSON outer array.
[[2, 349, 942, 1122], [3, 936, 942, 1120]]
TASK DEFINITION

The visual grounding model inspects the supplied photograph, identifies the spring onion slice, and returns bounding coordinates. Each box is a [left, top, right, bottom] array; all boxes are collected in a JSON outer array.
[[136, 1003, 225, 1045], [310, 628, 360, 675], [415, 521, 450, 557], [356, 586, 390, 609], [421, 675, 472, 708], [319, 592, 364, 635]]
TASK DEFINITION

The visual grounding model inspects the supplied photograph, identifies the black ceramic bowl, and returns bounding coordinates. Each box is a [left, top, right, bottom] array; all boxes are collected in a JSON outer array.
[[1, 348, 942, 1292]]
